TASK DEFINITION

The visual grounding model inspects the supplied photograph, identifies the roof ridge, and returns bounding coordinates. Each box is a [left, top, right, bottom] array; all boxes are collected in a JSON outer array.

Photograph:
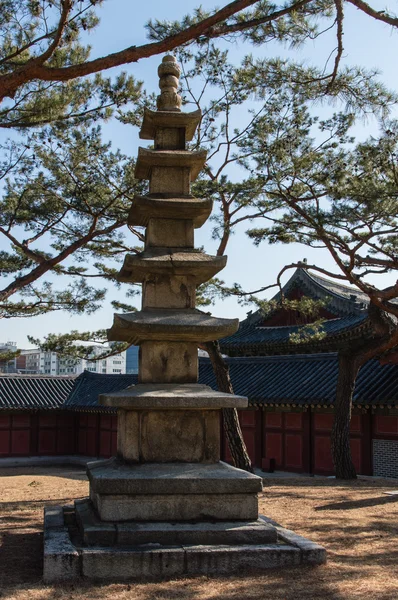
[[200, 353, 338, 363], [305, 269, 368, 298], [256, 314, 366, 330]]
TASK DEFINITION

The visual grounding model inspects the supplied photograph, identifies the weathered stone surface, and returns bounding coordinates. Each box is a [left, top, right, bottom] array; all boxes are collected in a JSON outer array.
[[43, 507, 80, 582], [155, 127, 185, 150], [92, 491, 258, 522], [156, 55, 182, 112], [128, 196, 212, 229], [75, 499, 116, 546], [150, 166, 190, 195], [135, 148, 207, 182], [44, 505, 64, 529], [139, 409, 219, 463], [146, 218, 194, 248], [116, 407, 220, 462], [117, 409, 139, 461], [142, 276, 196, 309], [117, 519, 276, 546], [107, 308, 239, 344], [100, 383, 248, 410], [82, 547, 185, 580], [184, 544, 301, 574], [119, 250, 226, 285], [139, 341, 198, 383], [77, 501, 277, 546], [87, 460, 263, 496], [260, 516, 327, 565], [140, 108, 201, 142]]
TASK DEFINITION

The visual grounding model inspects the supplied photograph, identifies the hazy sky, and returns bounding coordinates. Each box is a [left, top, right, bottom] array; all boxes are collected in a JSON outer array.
[[2, 0, 398, 347]]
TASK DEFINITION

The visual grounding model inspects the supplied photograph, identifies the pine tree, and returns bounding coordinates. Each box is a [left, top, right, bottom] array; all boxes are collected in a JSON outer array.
[[2, 0, 398, 125], [31, 48, 398, 475]]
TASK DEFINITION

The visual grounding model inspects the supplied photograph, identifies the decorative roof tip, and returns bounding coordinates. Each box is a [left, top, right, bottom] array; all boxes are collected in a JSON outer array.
[[157, 54, 182, 112]]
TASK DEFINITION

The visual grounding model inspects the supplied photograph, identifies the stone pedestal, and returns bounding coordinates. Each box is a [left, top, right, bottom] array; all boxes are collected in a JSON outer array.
[[43, 54, 326, 581]]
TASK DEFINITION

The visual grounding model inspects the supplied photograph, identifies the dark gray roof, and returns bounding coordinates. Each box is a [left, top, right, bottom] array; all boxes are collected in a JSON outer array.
[[0, 374, 76, 410], [199, 355, 398, 406], [66, 371, 138, 412], [1, 354, 396, 412], [220, 268, 374, 355], [221, 313, 370, 355], [273, 268, 369, 315], [63, 356, 398, 410]]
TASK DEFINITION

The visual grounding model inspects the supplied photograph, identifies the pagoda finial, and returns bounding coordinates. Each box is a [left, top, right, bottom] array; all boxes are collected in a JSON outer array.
[[157, 55, 182, 112]]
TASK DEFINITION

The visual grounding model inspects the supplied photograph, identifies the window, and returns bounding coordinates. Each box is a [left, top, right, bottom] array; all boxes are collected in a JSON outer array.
[[112, 369, 121, 373]]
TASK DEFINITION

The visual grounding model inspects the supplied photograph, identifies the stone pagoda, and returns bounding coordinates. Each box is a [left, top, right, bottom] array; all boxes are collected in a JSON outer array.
[[43, 56, 326, 582]]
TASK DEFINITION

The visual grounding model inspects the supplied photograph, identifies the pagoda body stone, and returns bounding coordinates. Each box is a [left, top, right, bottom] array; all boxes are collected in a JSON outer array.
[[43, 55, 326, 581], [88, 54, 258, 523]]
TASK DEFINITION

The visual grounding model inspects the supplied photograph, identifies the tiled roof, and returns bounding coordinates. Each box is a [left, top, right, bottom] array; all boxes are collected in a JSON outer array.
[[219, 268, 376, 354], [64, 357, 398, 410], [1, 354, 396, 412], [199, 355, 398, 406], [292, 270, 369, 306], [273, 268, 369, 313], [0, 374, 76, 410], [221, 313, 370, 354], [66, 371, 138, 411]]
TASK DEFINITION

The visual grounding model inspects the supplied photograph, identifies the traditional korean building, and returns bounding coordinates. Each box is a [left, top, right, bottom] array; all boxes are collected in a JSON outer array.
[[218, 267, 398, 477], [0, 268, 397, 478]]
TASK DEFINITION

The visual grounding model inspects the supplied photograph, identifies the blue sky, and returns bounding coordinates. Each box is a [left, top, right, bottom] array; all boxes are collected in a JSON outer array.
[[2, 0, 398, 347]]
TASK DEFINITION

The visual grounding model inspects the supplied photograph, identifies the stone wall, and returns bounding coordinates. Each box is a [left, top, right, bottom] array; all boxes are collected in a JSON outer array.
[[373, 439, 398, 478]]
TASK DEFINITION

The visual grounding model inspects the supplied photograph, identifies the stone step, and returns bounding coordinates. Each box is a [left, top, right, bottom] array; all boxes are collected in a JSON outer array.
[[87, 459, 262, 496], [87, 460, 262, 521], [75, 498, 277, 547], [43, 506, 327, 582], [119, 250, 226, 284], [107, 308, 238, 344], [129, 195, 212, 228]]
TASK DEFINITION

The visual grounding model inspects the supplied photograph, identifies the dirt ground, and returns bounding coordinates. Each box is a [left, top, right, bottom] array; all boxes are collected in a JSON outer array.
[[0, 466, 398, 600]]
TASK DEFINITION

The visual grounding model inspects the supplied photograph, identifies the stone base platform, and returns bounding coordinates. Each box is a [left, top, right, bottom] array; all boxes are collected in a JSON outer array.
[[88, 459, 263, 522], [43, 505, 326, 582], [75, 498, 277, 546]]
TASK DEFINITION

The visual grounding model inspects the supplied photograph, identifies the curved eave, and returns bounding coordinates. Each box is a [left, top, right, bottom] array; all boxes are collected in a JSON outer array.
[[135, 148, 207, 181], [220, 317, 373, 355], [118, 251, 227, 284], [108, 309, 239, 344], [139, 108, 202, 141], [128, 196, 212, 229]]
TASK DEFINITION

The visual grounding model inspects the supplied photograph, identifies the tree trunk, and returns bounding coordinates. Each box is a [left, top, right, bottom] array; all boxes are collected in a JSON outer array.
[[331, 353, 360, 479], [205, 341, 253, 473]]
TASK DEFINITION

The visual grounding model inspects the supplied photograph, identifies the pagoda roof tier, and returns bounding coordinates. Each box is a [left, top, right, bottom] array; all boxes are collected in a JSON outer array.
[[129, 195, 212, 228], [99, 383, 247, 409], [118, 250, 227, 284], [135, 148, 207, 181], [139, 108, 201, 141], [108, 309, 239, 344]]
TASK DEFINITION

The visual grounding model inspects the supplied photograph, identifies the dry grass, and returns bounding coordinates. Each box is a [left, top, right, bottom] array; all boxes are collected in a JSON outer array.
[[0, 466, 398, 599]]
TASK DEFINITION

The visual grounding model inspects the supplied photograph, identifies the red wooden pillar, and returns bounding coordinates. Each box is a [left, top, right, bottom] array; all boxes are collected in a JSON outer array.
[[0, 414, 11, 457]]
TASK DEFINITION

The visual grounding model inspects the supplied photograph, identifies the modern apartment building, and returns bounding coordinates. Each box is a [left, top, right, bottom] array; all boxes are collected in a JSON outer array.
[[0, 341, 18, 373], [19, 346, 126, 376]]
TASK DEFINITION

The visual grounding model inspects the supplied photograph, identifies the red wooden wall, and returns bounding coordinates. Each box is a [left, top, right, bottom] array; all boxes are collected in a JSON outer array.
[[77, 413, 117, 457], [373, 414, 398, 438], [0, 408, 388, 476], [222, 408, 372, 476], [0, 411, 117, 458]]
